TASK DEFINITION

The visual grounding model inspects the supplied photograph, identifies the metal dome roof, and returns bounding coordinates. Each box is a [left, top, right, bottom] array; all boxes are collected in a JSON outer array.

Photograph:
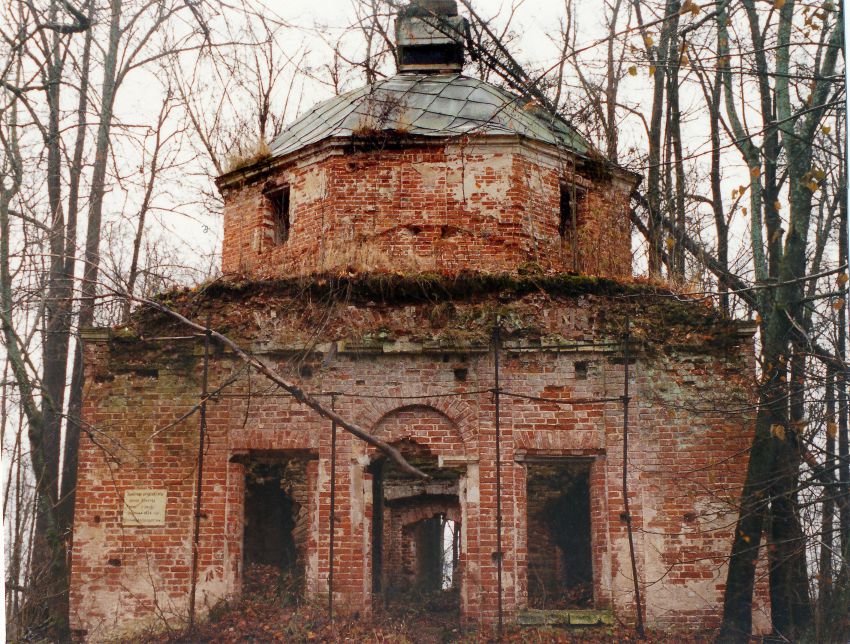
[[268, 73, 590, 158]]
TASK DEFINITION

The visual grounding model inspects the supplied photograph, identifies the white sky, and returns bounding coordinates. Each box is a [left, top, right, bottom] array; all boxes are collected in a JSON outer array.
[[62, 0, 840, 301]]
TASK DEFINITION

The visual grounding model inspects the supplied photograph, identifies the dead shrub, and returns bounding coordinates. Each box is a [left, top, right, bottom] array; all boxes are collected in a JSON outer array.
[[223, 139, 271, 173]]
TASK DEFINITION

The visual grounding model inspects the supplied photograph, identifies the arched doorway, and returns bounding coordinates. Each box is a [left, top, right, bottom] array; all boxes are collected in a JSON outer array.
[[369, 439, 462, 613]]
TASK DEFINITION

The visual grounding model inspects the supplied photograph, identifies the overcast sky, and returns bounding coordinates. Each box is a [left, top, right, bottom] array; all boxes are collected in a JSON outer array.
[[112, 0, 766, 287]]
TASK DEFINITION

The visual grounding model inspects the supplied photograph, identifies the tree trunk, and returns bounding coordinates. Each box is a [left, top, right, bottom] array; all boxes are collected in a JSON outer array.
[[719, 3, 842, 638], [718, 320, 786, 642], [838, 145, 849, 575], [767, 345, 812, 639], [0, 110, 70, 638], [708, 60, 728, 313], [62, 0, 123, 570], [56, 0, 94, 534], [635, 0, 676, 277], [819, 368, 836, 634], [37, 10, 71, 629], [603, 0, 622, 162], [665, 8, 685, 280]]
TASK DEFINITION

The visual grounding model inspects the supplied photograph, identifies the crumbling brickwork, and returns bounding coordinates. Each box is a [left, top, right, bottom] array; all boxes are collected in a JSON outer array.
[[69, 31, 766, 637], [218, 139, 633, 279], [69, 277, 768, 640]]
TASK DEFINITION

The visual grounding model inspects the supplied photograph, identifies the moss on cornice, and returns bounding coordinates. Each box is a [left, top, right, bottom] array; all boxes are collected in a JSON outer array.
[[114, 271, 750, 355], [156, 271, 665, 307]]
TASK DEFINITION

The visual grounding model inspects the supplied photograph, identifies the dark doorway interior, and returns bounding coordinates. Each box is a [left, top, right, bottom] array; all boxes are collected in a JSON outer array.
[[403, 510, 459, 593], [244, 464, 297, 569], [243, 459, 307, 584], [412, 514, 443, 591], [526, 459, 593, 608]]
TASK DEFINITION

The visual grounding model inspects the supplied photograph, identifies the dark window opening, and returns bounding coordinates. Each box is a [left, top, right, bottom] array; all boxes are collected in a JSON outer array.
[[398, 43, 464, 68], [526, 460, 593, 609], [265, 186, 290, 245], [559, 183, 586, 241], [575, 361, 589, 380]]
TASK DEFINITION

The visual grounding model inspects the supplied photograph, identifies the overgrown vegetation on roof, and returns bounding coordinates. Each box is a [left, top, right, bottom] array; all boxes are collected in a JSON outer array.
[[160, 270, 660, 304], [223, 139, 272, 174], [113, 271, 747, 357]]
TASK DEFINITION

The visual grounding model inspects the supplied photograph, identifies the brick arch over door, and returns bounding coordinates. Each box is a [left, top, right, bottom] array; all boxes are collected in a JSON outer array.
[[395, 499, 461, 529], [368, 404, 469, 458]]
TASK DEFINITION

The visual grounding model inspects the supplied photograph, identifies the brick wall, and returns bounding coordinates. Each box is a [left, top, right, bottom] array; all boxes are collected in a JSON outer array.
[[218, 139, 634, 279], [69, 287, 768, 639]]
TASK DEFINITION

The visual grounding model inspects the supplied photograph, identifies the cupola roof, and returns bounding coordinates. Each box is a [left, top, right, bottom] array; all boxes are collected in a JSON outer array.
[[268, 73, 590, 159]]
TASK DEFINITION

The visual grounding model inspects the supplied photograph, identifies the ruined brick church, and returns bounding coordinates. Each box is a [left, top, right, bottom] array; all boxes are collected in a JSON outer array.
[[69, 1, 767, 639]]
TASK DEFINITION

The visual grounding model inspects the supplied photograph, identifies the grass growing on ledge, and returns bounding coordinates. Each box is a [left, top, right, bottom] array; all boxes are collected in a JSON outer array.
[[157, 271, 671, 307], [223, 139, 271, 174], [122, 270, 746, 357]]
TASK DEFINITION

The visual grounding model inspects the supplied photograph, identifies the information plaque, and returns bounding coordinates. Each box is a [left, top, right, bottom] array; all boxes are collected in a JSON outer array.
[[122, 489, 167, 526]]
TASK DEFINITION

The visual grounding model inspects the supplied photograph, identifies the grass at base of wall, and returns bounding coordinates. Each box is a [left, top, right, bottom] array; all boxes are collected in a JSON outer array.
[[126, 565, 720, 644]]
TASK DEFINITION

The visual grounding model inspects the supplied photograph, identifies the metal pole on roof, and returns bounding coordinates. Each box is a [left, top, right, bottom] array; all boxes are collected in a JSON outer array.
[[621, 316, 645, 638], [328, 393, 338, 621], [570, 154, 579, 272], [493, 319, 504, 638], [188, 316, 211, 631]]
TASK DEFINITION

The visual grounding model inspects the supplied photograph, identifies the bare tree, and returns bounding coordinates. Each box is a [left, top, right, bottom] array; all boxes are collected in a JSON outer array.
[[2, 1, 846, 641], [1, 0, 255, 635]]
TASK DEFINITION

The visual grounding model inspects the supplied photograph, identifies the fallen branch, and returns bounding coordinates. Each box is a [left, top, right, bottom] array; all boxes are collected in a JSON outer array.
[[135, 295, 429, 479], [631, 190, 757, 308]]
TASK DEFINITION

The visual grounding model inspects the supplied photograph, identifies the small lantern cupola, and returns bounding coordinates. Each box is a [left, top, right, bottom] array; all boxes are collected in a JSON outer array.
[[395, 0, 468, 74]]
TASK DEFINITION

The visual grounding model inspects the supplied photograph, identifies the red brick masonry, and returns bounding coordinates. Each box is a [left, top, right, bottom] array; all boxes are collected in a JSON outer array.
[[70, 279, 768, 639], [218, 137, 632, 279], [69, 129, 768, 640]]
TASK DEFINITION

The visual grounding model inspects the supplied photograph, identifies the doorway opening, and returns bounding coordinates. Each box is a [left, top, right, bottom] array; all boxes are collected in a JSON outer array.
[[242, 456, 310, 601], [370, 440, 461, 614], [526, 459, 593, 608], [403, 512, 460, 593]]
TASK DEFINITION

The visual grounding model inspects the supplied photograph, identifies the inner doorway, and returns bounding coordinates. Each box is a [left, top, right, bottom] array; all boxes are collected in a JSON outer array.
[[370, 440, 462, 613], [401, 510, 459, 593], [526, 459, 594, 608]]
